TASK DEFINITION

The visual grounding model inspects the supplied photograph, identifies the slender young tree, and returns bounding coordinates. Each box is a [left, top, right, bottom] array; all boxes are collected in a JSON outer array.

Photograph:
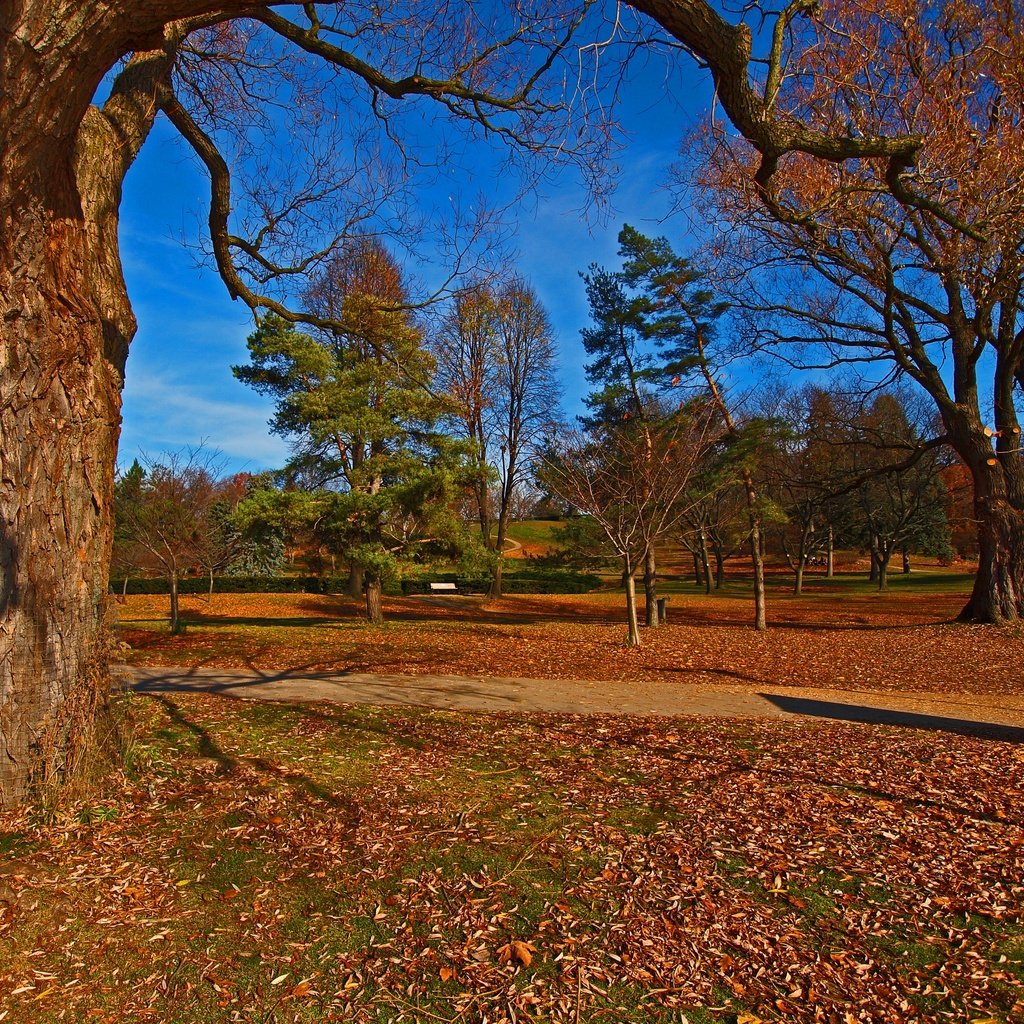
[[579, 260, 664, 626], [433, 286, 501, 549], [613, 225, 772, 629], [540, 402, 716, 646], [489, 279, 561, 596]]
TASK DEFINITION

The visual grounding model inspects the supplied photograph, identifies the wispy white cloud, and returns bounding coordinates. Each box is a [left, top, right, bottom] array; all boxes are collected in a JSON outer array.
[[119, 368, 289, 473]]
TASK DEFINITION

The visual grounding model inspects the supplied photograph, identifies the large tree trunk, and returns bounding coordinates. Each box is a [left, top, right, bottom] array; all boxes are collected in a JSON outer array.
[[0, 199, 126, 806], [0, 25, 172, 805], [960, 493, 1024, 623], [949, 421, 1024, 623]]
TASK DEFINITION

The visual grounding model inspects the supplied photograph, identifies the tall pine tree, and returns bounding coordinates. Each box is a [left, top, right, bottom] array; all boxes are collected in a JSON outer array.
[[234, 239, 468, 623]]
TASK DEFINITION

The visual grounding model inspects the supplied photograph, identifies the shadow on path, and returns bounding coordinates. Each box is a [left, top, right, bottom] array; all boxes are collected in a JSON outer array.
[[761, 693, 1024, 743], [127, 666, 524, 709]]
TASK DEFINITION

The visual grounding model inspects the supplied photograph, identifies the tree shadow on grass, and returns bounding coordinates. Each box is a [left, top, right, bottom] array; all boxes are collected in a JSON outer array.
[[151, 693, 237, 773], [148, 693, 357, 811], [179, 613, 341, 628]]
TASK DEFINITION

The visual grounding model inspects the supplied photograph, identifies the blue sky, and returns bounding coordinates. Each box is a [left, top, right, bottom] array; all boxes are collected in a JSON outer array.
[[117, 34, 713, 475]]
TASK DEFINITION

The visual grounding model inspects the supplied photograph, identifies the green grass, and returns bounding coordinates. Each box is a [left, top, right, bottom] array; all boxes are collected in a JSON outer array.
[[2, 695, 1020, 1024], [502, 518, 566, 550]]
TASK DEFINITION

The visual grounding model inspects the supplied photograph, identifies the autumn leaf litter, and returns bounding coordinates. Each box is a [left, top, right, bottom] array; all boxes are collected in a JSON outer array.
[[0, 695, 1021, 1023]]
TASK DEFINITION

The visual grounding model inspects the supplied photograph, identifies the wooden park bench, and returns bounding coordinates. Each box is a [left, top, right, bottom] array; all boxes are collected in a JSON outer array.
[[428, 581, 458, 593]]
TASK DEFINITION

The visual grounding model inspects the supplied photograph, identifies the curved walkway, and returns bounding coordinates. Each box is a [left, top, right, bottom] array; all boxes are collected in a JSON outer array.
[[121, 666, 1024, 742]]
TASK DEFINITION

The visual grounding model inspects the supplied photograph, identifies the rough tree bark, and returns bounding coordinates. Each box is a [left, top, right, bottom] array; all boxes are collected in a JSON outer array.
[[365, 575, 384, 626], [959, 434, 1024, 623], [0, 200, 125, 804], [0, 11, 182, 804]]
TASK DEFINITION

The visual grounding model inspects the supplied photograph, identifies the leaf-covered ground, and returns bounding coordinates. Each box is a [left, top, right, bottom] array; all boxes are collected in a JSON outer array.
[[117, 580, 1024, 697], [0, 696, 1021, 1023]]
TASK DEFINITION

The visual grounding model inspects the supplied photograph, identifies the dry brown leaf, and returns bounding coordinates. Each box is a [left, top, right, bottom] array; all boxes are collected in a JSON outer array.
[[497, 940, 536, 967], [511, 940, 535, 966]]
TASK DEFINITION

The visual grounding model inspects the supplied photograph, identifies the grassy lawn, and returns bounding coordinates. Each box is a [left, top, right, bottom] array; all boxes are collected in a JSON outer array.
[[502, 519, 567, 555], [0, 695, 1021, 1022], [114, 570, 1024, 697]]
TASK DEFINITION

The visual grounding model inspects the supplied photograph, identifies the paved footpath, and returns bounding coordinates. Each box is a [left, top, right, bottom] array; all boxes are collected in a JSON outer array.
[[122, 666, 1024, 742]]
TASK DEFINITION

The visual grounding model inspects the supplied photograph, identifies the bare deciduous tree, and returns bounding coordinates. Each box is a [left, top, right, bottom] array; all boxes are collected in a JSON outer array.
[[432, 286, 502, 546], [434, 277, 561, 596], [686, 0, 1024, 622], [115, 447, 224, 633], [540, 403, 717, 646]]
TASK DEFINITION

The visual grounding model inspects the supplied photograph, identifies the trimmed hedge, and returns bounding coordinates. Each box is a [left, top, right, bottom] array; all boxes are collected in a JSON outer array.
[[110, 575, 376, 596], [114, 568, 601, 598], [401, 569, 601, 595]]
